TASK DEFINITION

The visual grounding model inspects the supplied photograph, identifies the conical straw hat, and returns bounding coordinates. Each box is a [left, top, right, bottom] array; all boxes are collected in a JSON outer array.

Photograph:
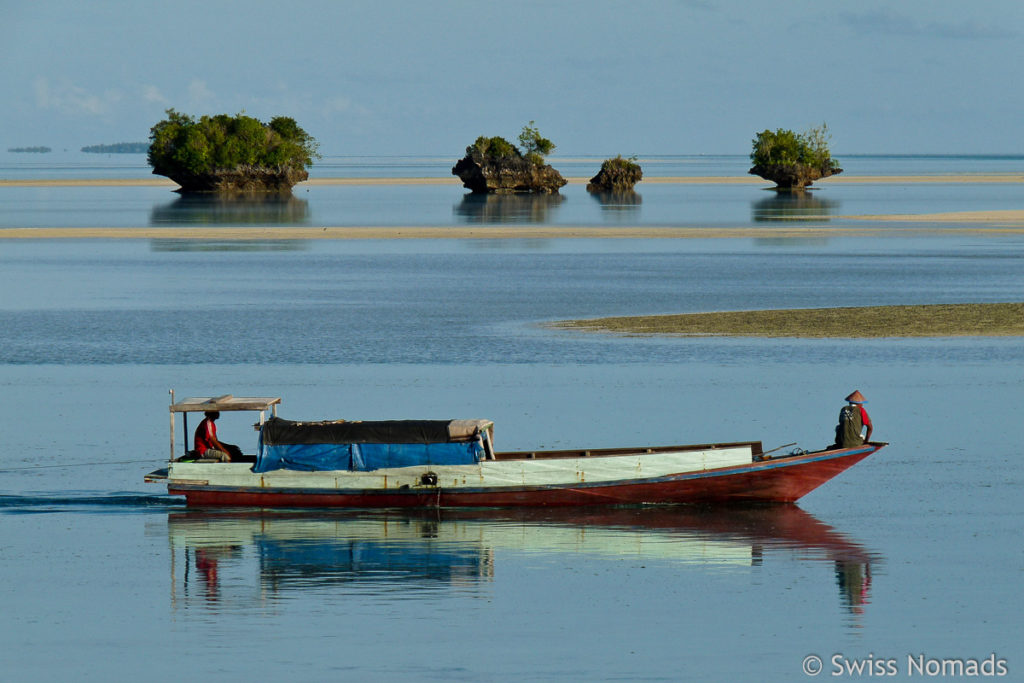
[[845, 390, 866, 403]]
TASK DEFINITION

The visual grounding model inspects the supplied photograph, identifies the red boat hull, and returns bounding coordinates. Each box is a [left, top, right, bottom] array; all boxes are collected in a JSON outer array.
[[170, 444, 882, 508]]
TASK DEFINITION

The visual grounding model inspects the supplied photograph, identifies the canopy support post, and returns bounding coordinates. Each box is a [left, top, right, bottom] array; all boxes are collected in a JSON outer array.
[[169, 389, 175, 462]]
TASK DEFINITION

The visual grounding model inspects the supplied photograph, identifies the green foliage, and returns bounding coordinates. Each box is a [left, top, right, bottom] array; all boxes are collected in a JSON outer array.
[[750, 124, 838, 171], [601, 155, 641, 173], [465, 122, 556, 168], [518, 121, 555, 165], [8, 146, 52, 153], [147, 109, 320, 179], [471, 135, 518, 159]]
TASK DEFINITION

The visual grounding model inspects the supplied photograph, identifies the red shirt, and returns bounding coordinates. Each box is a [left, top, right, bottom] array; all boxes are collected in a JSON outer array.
[[194, 418, 217, 455], [857, 405, 872, 428]]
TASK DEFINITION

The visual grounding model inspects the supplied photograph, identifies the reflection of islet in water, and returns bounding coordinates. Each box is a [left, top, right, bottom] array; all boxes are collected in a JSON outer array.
[[751, 190, 840, 223], [589, 191, 642, 223], [149, 193, 312, 227], [454, 193, 565, 224]]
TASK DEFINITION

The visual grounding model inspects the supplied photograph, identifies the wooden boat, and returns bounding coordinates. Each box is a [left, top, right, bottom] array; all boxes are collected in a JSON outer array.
[[146, 393, 886, 508]]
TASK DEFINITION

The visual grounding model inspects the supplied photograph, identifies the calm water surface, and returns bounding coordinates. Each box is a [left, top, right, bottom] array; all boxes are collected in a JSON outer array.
[[3, 151, 1024, 179], [0, 157, 1022, 680], [5, 181, 1024, 230]]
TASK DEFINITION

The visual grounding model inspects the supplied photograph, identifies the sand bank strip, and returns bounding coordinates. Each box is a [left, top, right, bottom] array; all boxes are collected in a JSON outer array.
[[4, 174, 1024, 188], [0, 178, 179, 187], [551, 303, 1024, 338], [4, 224, 1024, 240], [581, 174, 1024, 185], [844, 209, 1024, 225], [796, 174, 1024, 184]]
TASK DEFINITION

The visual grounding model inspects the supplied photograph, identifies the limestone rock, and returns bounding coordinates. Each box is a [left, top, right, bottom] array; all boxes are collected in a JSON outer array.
[[164, 165, 308, 194], [452, 149, 566, 194], [748, 163, 843, 189], [586, 157, 643, 193]]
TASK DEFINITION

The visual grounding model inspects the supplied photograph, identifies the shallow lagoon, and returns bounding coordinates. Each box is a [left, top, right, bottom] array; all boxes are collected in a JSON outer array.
[[0, 158, 1022, 679], [3, 151, 1024, 231]]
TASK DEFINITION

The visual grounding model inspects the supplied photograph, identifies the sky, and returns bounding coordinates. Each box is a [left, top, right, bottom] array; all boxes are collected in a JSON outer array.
[[2, 0, 1023, 156]]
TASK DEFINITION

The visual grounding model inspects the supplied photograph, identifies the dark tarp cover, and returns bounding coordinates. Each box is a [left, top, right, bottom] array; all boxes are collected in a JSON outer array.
[[254, 417, 490, 474], [260, 417, 488, 446]]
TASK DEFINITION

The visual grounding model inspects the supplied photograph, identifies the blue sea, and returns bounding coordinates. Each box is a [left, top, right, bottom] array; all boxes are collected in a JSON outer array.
[[1, 152, 1022, 681]]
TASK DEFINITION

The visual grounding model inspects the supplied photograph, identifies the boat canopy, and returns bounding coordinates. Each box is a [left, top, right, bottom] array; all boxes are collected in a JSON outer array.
[[170, 395, 281, 413], [167, 392, 282, 462], [254, 417, 494, 474]]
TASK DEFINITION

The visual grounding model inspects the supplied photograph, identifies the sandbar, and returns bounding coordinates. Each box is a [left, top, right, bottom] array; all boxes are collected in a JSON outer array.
[[551, 303, 1024, 338], [843, 209, 1024, 226]]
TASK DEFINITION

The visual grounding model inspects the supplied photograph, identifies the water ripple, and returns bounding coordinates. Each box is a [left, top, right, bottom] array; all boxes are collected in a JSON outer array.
[[0, 492, 180, 513]]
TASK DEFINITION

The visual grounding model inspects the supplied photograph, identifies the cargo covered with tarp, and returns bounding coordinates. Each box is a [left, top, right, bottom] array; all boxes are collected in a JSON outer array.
[[254, 417, 494, 473]]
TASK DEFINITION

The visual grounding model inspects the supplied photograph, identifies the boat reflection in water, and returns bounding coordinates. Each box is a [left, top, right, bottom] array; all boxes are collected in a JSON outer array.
[[160, 506, 877, 618]]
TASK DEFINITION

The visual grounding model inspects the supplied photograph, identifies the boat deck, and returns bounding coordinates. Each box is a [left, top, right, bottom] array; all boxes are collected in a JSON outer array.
[[492, 440, 764, 461]]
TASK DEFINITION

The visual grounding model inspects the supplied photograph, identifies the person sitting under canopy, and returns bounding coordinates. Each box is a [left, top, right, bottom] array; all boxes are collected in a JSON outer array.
[[194, 411, 243, 461]]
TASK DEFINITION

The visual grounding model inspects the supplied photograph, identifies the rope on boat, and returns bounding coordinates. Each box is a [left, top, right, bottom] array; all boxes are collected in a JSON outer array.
[[0, 459, 160, 473], [761, 442, 798, 456]]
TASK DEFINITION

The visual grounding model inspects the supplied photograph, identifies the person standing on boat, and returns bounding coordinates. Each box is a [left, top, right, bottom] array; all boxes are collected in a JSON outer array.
[[194, 411, 243, 461], [835, 390, 873, 447]]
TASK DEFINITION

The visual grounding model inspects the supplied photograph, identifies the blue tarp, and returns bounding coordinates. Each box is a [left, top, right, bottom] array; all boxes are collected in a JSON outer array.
[[254, 439, 484, 474], [258, 538, 485, 585]]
